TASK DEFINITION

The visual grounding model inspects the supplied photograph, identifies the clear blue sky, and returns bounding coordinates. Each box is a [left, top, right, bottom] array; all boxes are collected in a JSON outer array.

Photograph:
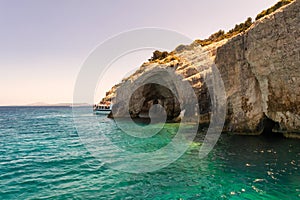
[[0, 0, 278, 105]]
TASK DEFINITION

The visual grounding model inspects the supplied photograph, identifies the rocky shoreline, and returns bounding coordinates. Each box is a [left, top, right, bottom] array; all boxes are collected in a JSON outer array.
[[103, 0, 300, 138]]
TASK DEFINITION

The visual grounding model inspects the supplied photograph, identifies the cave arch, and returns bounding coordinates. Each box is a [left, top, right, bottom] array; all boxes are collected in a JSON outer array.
[[129, 83, 181, 120]]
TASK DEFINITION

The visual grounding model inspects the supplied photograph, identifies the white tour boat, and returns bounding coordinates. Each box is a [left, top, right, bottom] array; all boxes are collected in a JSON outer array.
[[93, 103, 112, 115]]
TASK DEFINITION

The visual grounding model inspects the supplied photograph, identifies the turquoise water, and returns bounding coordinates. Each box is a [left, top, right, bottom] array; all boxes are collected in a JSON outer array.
[[0, 107, 299, 199]]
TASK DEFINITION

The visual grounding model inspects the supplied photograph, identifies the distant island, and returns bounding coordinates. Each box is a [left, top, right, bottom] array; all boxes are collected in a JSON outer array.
[[19, 102, 92, 107]]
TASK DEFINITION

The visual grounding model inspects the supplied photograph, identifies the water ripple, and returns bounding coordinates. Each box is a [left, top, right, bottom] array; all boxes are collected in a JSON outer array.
[[0, 107, 299, 199]]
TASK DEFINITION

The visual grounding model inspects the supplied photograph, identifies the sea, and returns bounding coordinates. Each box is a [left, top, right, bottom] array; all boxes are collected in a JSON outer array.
[[0, 106, 299, 199]]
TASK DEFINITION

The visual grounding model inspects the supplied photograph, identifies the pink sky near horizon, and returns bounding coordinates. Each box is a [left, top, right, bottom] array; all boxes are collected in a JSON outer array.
[[0, 0, 279, 106]]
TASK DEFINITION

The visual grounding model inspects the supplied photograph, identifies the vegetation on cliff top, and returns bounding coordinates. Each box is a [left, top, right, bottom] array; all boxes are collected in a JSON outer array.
[[195, 17, 253, 46], [147, 0, 295, 62], [195, 0, 294, 46], [255, 0, 294, 20], [148, 50, 169, 61], [148, 50, 180, 63]]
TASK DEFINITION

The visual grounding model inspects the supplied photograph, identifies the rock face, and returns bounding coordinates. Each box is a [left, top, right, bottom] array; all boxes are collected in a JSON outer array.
[[216, 0, 300, 137], [103, 1, 300, 138]]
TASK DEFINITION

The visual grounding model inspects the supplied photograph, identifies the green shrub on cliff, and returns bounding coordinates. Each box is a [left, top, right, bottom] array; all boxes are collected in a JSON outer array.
[[148, 50, 180, 64], [255, 0, 294, 20], [148, 50, 169, 61], [195, 17, 253, 46], [195, 0, 294, 47], [208, 30, 225, 41], [227, 17, 252, 35]]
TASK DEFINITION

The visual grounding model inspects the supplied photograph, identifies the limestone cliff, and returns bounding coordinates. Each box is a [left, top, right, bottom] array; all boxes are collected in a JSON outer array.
[[103, 0, 300, 138]]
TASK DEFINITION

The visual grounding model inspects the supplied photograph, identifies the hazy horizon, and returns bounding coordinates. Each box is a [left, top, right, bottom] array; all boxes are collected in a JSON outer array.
[[0, 0, 279, 106]]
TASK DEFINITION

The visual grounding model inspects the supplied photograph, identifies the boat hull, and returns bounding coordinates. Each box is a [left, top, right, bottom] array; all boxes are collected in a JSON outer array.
[[94, 110, 111, 115]]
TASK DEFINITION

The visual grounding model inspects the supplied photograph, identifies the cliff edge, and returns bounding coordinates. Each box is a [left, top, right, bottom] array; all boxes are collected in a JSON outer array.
[[103, 0, 300, 138]]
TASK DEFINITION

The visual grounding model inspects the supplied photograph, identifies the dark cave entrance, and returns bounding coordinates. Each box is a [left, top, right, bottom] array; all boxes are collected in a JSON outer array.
[[261, 114, 283, 138], [129, 83, 181, 121]]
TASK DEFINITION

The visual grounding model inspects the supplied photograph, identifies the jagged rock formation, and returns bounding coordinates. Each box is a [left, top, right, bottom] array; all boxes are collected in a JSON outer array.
[[103, 0, 300, 138]]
